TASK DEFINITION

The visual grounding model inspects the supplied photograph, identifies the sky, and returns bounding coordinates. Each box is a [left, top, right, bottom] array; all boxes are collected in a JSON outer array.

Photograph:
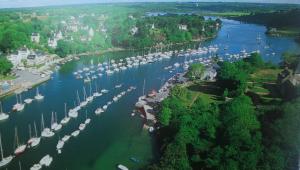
[[0, 0, 299, 9]]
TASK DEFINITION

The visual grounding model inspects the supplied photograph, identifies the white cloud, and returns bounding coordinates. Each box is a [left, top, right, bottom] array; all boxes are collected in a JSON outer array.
[[0, 0, 299, 9]]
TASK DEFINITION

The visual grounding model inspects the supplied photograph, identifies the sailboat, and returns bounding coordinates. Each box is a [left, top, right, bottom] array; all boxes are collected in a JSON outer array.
[[52, 112, 62, 131], [13, 94, 25, 112], [0, 102, 9, 121], [68, 103, 78, 118], [41, 114, 54, 138], [39, 155, 53, 167], [56, 139, 64, 153], [60, 103, 70, 125], [79, 123, 86, 131], [80, 87, 88, 107], [86, 84, 94, 103], [0, 133, 13, 168], [71, 130, 80, 137], [93, 82, 101, 97], [62, 135, 70, 142], [85, 111, 91, 124], [24, 98, 33, 104], [34, 88, 44, 100], [74, 91, 81, 112], [95, 107, 104, 115], [50, 112, 58, 130], [30, 163, 42, 170], [106, 59, 114, 75], [28, 122, 41, 148], [14, 127, 26, 155]]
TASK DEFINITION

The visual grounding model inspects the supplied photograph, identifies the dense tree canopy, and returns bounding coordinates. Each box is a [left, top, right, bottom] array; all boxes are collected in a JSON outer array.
[[0, 56, 13, 75]]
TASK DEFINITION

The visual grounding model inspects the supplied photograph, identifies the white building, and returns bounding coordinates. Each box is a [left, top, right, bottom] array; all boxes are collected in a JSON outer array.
[[31, 33, 40, 43], [7, 47, 30, 67], [130, 26, 138, 35], [89, 28, 94, 37], [178, 24, 188, 31], [48, 38, 57, 48]]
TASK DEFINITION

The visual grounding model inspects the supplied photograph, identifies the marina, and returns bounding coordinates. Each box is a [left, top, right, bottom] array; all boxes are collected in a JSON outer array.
[[0, 18, 299, 170]]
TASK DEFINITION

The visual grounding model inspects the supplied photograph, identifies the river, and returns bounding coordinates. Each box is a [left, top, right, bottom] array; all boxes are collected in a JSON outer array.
[[0, 18, 299, 170]]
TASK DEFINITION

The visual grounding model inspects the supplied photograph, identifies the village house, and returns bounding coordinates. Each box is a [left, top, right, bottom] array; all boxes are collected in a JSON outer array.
[[48, 38, 57, 48], [7, 47, 30, 67], [31, 33, 40, 43], [130, 26, 138, 35], [89, 28, 94, 38], [178, 24, 188, 31]]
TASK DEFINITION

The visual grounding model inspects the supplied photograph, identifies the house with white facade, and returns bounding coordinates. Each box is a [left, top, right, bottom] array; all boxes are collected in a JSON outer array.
[[7, 47, 30, 67], [31, 33, 40, 43], [178, 24, 188, 31]]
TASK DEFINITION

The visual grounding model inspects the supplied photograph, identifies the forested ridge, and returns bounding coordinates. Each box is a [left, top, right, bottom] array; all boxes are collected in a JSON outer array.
[[147, 53, 300, 170]]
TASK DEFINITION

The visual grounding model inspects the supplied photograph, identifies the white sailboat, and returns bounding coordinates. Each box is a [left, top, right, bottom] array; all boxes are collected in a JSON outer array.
[[30, 163, 42, 170], [39, 155, 53, 167], [85, 111, 91, 124], [24, 98, 33, 104], [0, 133, 13, 168], [86, 84, 94, 103], [93, 82, 101, 97], [13, 94, 25, 112], [14, 127, 26, 155], [41, 114, 54, 138], [71, 130, 80, 137], [60, 103, 70, 125], [79, 123, 86, 131], [0, 102, 9, 121], [50, 112, 58, 130], [95, 108, 104, 115], [62, 135, 70, 142], [34, 88, 44, 100], [53, 112, 62, 131], [80, 87, 88, 107], [28, 122, 41, 148], [101, 89, 109, 93], [68, 107, 78, 118], [56, 139, 64, 152]]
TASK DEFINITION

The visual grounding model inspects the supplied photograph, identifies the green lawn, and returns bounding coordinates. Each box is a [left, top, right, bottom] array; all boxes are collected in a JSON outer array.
[[0, 74, 15, 81]]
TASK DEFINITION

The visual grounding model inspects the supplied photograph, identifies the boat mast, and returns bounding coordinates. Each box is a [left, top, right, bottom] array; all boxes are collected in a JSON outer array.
[[76, 91, 80, 105], [19, 161, 22, 170], [34, 121, 38, 137], [28, 124, 32, 139], [55, 112, 57, 123], [14, 127, 19, 148], [83, 87, 87, 101], [89, 83, 92, 97], [41, 114, 45, 130], [64, 103, 67, 118], [51, 112, 54, 125], [95, 82, 98, 93], [143, 79, 146, 96], [16, 94, 19, 104], [0, 133, 4, 160], [0, 101, 3, 113], [19, 94, 22, 104]]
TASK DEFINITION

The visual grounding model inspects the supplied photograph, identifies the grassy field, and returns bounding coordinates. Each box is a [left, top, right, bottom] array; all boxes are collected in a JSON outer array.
[[0, 74, 15, 81], [248, 68, 282, 103], [268, 27, 300, 37]]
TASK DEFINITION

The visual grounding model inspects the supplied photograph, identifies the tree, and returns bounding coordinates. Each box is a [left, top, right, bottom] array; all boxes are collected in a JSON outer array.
[[187, 63, 205, 80], [220, 95, 262, 170], [246, 52, 264, 68], [0, 56, 13, 75], [159, 107, 172, 126]]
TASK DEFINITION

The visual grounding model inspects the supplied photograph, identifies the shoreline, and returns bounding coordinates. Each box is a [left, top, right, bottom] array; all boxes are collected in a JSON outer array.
[[0, 35, 216, 99]]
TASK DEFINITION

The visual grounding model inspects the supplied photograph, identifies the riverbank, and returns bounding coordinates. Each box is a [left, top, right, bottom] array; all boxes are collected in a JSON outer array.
[[135, 72, 189, 132]]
